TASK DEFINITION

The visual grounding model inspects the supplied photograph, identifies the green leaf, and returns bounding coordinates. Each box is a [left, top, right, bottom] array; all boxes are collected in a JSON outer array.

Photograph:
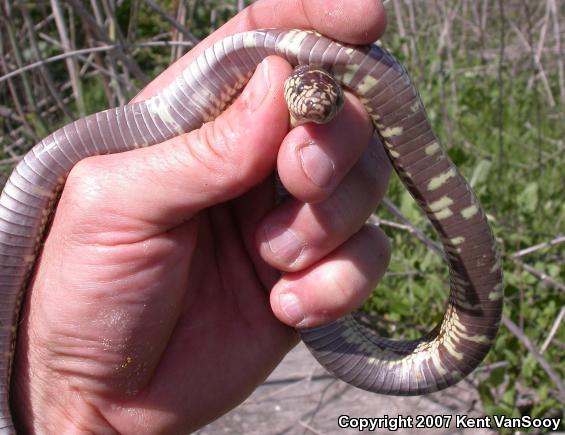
[[469, 159, 492, 188], [488, 366, 506, 387], [478, 383, 495, 410], [400, 190, 421, 223], [517, 182, 539, 213]]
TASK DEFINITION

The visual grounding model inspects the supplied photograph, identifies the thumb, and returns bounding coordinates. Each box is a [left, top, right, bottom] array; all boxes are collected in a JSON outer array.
[[64, 55, 291, 231]]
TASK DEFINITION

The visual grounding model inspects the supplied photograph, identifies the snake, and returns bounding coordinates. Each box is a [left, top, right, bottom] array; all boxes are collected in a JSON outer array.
[[0, 29, 503, 432]]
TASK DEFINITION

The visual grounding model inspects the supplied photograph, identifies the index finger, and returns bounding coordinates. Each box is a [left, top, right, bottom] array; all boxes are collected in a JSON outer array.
[[133, 0, 386, 101]]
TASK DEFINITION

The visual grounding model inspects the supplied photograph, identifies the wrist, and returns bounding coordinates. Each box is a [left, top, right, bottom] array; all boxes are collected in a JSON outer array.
[[11, 324, 115, 434], [12, 369, 115, 434]]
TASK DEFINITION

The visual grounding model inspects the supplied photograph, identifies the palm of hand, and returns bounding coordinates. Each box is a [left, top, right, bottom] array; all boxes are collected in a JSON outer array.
[[16, 182, 294, 433]]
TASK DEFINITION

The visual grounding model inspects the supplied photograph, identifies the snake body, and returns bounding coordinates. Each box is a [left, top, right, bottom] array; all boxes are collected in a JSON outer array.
[[0, 29, 502, 431]]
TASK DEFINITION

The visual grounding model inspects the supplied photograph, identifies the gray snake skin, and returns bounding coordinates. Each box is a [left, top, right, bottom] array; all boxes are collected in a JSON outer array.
[[0, 29, 503, 431]]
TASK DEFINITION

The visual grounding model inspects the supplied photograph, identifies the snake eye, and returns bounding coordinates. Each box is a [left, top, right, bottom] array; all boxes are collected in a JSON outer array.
[[296, 83, 305, 94]]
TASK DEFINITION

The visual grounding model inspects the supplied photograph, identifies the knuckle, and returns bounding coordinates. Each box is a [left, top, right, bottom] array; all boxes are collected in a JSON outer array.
[[64, 158, 109, 210], [188, 117, 245, 180], [318, 195, 354, 234]]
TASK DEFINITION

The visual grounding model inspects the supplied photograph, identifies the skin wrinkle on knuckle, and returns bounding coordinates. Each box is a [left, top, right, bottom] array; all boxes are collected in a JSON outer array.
[[316, 184, 362, 235], [217, 105, 250, 160], [197, 121, 231, 166], [183, 119, 244, 189]]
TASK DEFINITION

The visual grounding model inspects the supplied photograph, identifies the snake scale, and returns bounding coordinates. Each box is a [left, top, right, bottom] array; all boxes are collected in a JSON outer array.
[[0, 29, 503, 431]]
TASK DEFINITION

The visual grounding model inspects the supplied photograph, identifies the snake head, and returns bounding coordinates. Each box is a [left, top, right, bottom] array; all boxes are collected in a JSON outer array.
[[283, 65, 345, 127]]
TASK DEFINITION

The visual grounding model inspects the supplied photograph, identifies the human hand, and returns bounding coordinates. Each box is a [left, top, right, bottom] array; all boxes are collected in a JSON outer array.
[[12, 0, 391, 433]]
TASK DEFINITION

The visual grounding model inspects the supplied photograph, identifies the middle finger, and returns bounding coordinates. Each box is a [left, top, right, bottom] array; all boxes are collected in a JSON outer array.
[[257, 134, 391, 272]]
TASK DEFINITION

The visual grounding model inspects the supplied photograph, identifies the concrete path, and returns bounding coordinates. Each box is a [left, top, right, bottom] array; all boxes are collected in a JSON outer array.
[[196, 342, 493, 434]]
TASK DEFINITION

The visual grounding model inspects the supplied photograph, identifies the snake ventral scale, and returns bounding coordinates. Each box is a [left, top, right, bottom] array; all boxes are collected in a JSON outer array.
[[0, 29, 503, 433]]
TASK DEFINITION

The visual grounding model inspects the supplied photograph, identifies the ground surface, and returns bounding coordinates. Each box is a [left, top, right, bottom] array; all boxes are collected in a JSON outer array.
[[196, 342, 494, 435]]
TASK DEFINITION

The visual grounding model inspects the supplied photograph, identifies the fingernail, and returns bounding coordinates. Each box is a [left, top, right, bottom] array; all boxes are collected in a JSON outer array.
[[263, 224, 304, 265], [242, 59, 270, 111], [279, 292, 306, 325], [299, 144, 335, 187]]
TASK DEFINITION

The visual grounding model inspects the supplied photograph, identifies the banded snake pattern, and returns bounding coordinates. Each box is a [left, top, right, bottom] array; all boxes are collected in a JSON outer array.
[[0, 29, 503, 432]]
